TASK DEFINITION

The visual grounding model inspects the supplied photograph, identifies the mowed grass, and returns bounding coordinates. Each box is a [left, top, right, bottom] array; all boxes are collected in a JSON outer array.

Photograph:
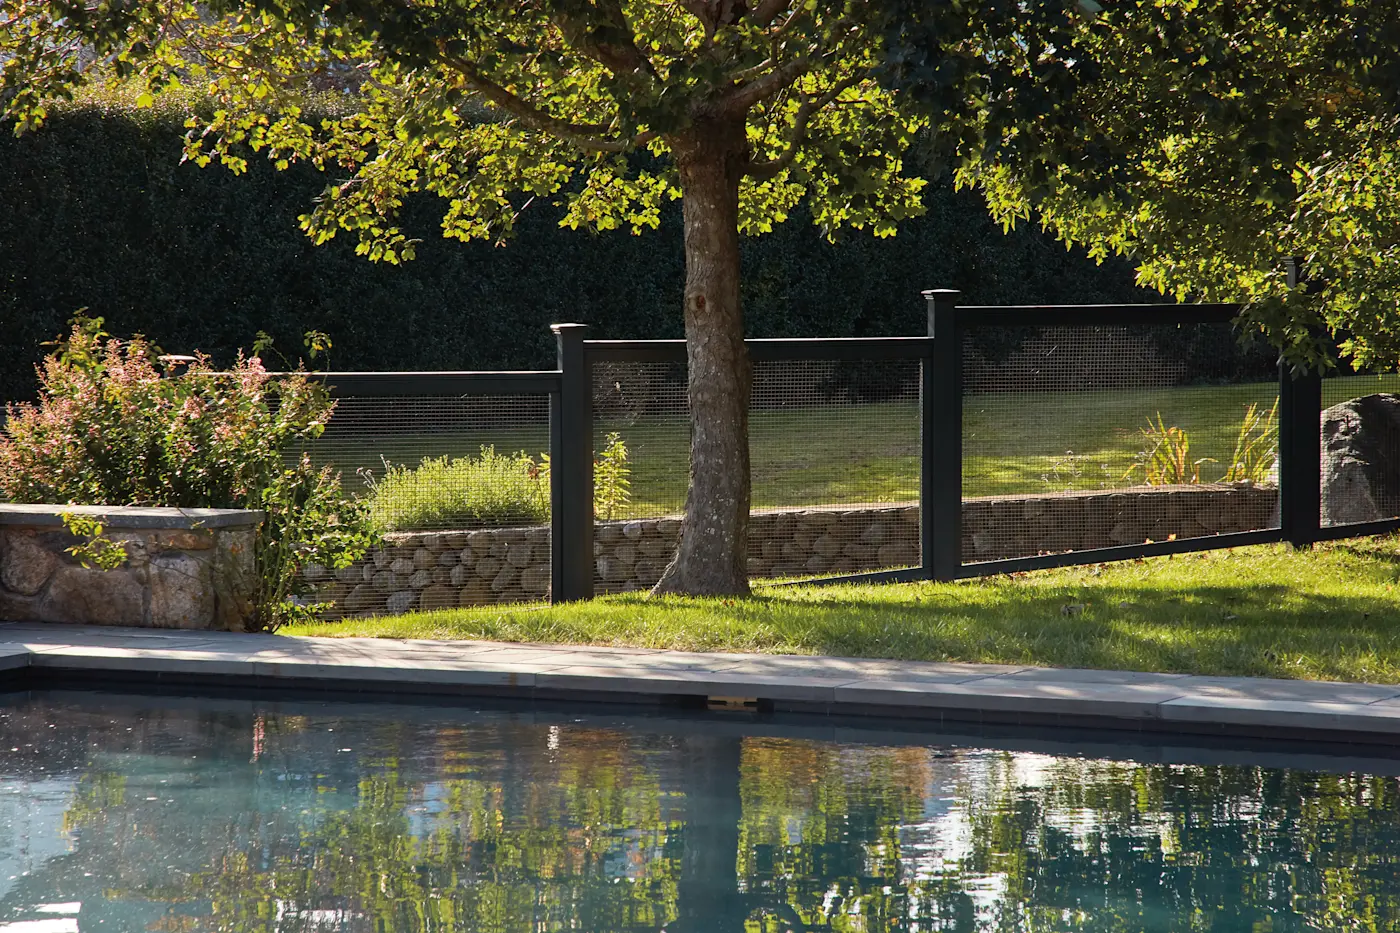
[[315, 372, 1400, 519], [287, 536, 1400, 684]]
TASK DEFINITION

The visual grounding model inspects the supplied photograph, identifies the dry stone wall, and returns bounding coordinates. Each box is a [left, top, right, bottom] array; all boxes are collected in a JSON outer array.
[[0, 504, 261, 630], [309, 484, 1277, 619]]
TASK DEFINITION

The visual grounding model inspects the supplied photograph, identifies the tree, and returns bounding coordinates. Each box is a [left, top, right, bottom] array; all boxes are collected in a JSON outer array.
[[2, 0, 959, 596], [880, 0, 1400, 372]]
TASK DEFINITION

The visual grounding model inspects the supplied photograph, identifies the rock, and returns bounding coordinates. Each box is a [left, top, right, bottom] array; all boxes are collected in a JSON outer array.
[[153, 530, 215, 551], [407, 569, 432, 588], [449, 564, 469, 586], [334, 564, 361, 584], [371, 570, 400, 594], [800, 510, 838, 527], [459, 548, 476, 565], [420, 534, 443, 551], [458, 578, 493, 606], [0, 533, 58, 596], [371, 549, 391, 568], [759, 539, 781, 561], [419, 584, 456, 611], [1321, 394, 1400, 525], [622, 521, 645, 540], [389, 558, 415, 575], [475, 557, 503, 579], [362, 564, 378, 583], [412, 548, 435, 570], [147, 553, 215, 628], [491, 566, 519, 592], [657, 519, 682, 538], [747, 558, 771, 576], [803, 554, 830, 574], [386, 590, 418, 614], [344, 584, 382, 612], [859, 523, 889, 546], [597, 524, 624, 544], [506, 542, 535, 568], [437, 551, 459, 568], [431, 566, 454, 586], [633, 559, 666, 585], [842, 543, 877, 563], [812, 535, 842, 558], [876, 544, 917, 567], [40, 565, 144, 625], [520, 564, 551, 595], [638, 537, 673, 559], [613, 544, 638, 566], [465, 530, 494, 551], [596, 555, 633, 582]]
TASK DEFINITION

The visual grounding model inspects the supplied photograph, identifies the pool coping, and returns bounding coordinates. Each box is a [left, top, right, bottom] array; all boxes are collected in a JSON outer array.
[[3, 622, 1400, 746]]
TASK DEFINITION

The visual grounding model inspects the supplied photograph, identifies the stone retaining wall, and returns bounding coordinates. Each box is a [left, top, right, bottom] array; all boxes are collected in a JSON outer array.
[[309, 484, 1277, 619], [0, 504, 262, 630]]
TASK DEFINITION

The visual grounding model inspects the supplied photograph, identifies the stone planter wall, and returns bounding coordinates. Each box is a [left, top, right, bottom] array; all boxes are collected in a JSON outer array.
[[0, 504, 262, 630], [308, 484, 1278, 619]]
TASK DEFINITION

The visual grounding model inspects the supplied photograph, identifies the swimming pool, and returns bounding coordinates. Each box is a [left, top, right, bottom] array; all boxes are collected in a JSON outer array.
[[2, 691, 1398, 932]]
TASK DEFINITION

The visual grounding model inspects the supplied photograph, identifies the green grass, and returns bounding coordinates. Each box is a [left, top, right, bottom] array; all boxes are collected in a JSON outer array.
[[287, 537, 1400, 683], [315, 372, 1400, 520]]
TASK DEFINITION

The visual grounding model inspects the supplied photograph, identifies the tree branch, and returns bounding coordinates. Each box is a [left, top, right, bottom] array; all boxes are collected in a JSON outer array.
[[722, 55, 812, 113], [435, 48, 652, 153], [743, 73, 862, 179], [747, 0, 792, 29], [552, 0, 659, 80]]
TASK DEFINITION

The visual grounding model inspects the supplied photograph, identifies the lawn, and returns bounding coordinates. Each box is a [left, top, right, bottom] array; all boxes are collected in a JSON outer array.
[[287, 536, 1400, 684], [312, 371, 1400, 526]]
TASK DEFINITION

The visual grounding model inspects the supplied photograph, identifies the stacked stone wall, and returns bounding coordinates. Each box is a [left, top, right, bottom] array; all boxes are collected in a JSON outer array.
[[309, 484, 1278, 619], [0, 505, 261, 630]]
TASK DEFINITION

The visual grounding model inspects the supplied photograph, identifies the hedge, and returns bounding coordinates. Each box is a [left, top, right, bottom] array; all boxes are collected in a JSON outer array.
[[1, 97, 1221, 406]]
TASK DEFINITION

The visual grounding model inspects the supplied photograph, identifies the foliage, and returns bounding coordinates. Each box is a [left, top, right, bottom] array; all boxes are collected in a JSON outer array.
[[59, 512, 128, 570], [1124, 414, 1215, 486], [880, 0, 1400, 371], [592, 432, 631, 521], [365, 436, 631, 531], [0, 321, 376, 629], [1222, 399, 1280, 486], [364, 448, 551, 532], [0, 96, 1161, 410]]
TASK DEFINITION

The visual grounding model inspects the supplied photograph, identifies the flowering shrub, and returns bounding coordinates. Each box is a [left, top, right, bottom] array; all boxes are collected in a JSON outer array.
[[0, 319, 375, 629]]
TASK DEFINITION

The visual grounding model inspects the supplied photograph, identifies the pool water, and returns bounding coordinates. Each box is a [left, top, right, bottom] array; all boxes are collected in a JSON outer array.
[[2, 692, 1399, 932]]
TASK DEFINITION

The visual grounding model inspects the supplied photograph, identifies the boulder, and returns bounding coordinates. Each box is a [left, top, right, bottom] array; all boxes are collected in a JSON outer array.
[[1321, 394, 1400, 525]]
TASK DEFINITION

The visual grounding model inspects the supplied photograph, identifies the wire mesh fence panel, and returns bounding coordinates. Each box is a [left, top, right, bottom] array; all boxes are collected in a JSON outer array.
[[748, 359, 921, 580], [1320, 370, 1400, 528], [962, 323, 1281, 564], [300, 392, 553, 619], [591, 359, 688, 593]]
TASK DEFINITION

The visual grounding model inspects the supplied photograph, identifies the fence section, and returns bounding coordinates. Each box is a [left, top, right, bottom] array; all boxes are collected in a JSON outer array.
[[297, 286, 1400, 619]]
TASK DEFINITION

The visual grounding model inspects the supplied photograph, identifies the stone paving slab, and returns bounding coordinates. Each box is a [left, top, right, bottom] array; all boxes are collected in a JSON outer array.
[[4, 622, 1400, 741]]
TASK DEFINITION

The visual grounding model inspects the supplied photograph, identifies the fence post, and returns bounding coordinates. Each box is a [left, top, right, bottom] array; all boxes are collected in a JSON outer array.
[[550, 323, 594, 601], [1278, 258, 1322, 549], [922, 289, 962, 581]]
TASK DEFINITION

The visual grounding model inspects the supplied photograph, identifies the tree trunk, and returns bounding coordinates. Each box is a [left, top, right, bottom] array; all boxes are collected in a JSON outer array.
[[653, 118, 752, 596]]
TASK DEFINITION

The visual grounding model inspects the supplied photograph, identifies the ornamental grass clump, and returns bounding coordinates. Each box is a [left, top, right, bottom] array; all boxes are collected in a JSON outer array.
[[365, 448, 550, 532], [0, 318, 376, 630]]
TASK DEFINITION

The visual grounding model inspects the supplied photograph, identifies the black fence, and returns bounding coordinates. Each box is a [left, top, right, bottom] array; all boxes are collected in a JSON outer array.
[[301, 293, 1399, 604]]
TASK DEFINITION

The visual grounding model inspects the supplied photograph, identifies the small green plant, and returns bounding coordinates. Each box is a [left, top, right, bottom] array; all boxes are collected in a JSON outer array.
[[1124, 413, 1216, 486], [60, 512, 128, 570], [593, 433, 632, 520], [1222, 398, 1279, 485], [365, 447, 551, 532]]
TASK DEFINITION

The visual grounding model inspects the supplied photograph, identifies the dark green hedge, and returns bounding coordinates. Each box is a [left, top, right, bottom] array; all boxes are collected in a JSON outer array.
[[2, 101, 1163, 405]]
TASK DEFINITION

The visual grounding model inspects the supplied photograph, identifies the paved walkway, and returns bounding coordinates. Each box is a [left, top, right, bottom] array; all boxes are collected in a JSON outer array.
[[3, 622, 1400, 741]]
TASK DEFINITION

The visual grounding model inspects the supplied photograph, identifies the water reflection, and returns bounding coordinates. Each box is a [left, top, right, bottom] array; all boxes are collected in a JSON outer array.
[[1, 693, 1399, 932]]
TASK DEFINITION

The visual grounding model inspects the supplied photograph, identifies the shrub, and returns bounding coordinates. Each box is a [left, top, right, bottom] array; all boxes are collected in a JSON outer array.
[[0, 319, 376, 630], [365, 448, 550, 532]]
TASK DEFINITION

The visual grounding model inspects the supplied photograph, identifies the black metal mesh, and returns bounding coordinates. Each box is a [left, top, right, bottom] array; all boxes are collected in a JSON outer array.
[[306, 394, 551, 531], [962, 323, 1280, 564], [588, 356, 922, 591], [1320, 371, 1400, 528], [301, 392, 553, 619]]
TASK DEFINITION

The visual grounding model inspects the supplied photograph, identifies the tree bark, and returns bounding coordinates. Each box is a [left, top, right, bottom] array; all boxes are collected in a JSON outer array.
[[653, 117, 752, 596]]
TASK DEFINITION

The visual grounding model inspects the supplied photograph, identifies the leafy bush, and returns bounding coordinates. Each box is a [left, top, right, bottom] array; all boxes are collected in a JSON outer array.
[[365, 434, 632, 531], [0, 319, 376, 629], [365, 448, 550, 532]]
